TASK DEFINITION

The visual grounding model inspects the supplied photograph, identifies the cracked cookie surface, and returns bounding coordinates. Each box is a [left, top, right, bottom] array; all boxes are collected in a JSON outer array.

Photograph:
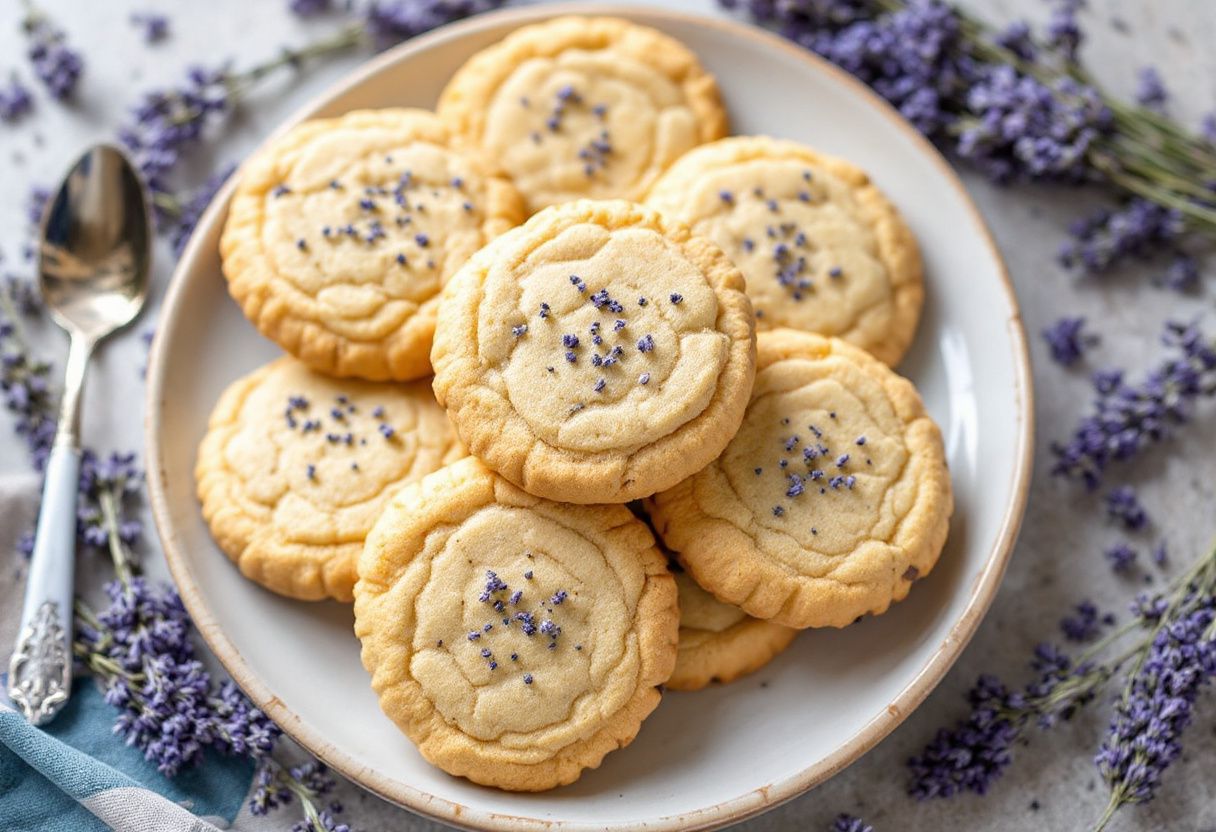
[[647, 329, 952, 629], [221, 108, 524, 381], [645, 136, 923, 366], [196, 356, 463, 602], [354, 458, 678, 791], [438, 16, 728, 213], [431, 199, 756, 504], [669, 569, 797, 691]]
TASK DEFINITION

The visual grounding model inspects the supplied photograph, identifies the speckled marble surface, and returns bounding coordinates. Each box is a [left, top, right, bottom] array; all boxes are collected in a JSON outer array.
[[0, 2, 1214, 830]]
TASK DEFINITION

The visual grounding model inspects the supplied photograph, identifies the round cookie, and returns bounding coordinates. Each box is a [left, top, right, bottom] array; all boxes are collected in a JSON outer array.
[[221, 108, 525, 381], [668, 569, 797, 692], [431, 199, 756, 504], [196, 356, 464, 602], [437, 16, 728, 213], [645, 137, 923, 366], [646, 329, 952, 629], [354, 458, 678, 791]]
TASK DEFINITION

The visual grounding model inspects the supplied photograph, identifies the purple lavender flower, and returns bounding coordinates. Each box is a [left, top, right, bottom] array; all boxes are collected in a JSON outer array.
[[1041, 316, 1096, 366], [1201, 113, 1216, 146], [130, 12, 170, 44], [166, 165, 235, 255], [910, 638, 1105, 798], [1044, 0, 1085, 62], [831, 814, 874, 832], [21, 4, 83, 100], [0, 75, 34, 123], [719, 0, 870, 30], [3, 274, 41, 316], [27, 185, 50, 228], [289, 0, 334, 17], [250, 757, 345, 829], [1104, 485, 1148, 531], [1058, 199, 1184, 274], [1105, 542, 1138, 574], [119, 67, 233, 201], [799, 0, 977, 138], [77, 578, 282, 777], [0, 316, 56, 469], [1051, 321, 1216, 488], [75, 450, 144, 551], [1159, 254, 1198, 293], [907, 674, 1020, 798], [1152, 541, 1168, 567], [1095, 597, 1216, 814], [1134, 67, 1167, 112], [994, 21, 1035, 61], [249, 761, 293, 814], [957, 67, 1110, 184], [1060, 600, 1112, 643], [364, 0, 506, 51]]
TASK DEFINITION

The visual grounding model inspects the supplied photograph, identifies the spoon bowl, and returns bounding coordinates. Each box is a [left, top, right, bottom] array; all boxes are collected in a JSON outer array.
[[39, 144, 152, 341]]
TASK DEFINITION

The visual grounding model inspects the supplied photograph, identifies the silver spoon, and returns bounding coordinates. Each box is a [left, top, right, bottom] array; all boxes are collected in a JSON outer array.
[[7, 144, 151, 725]]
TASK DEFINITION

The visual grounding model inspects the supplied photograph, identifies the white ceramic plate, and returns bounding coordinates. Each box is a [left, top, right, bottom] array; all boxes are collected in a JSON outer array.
[[146, 6, 1033, 830]]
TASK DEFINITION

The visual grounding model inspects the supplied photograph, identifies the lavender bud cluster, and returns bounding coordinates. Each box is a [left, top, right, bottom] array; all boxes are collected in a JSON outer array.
[[1051, 322, 1216, 489], [1095, 593, 1216, 813], [76, 578, 281, 777], [21, 5, 84, 101]]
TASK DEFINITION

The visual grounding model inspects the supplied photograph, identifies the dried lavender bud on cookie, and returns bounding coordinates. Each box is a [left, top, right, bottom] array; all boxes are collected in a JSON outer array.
[[438, 16, 728, 212], [431, 199, 756, 504], [221, 108, 524, 381], [195, 356, 463, 601], [647, 329, 952, 629], [646, 136, 923, 366], [354, 458, 678, 791]]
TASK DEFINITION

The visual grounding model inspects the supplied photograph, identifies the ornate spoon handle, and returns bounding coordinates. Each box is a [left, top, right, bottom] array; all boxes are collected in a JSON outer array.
[[7, 334, 91, 725], [8, 445, 80, 724]]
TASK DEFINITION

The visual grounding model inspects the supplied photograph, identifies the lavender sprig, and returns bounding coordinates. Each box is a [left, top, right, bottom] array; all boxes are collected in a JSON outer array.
[[1051, 321, 1216, 489], [252, 758, 350, 832], [72, 473, 341, 828], [723, 0, 1216, 277], [1058, 198, 1184, 274], [1093, 556, 1216, 829], [907, 634, 1127, 799], [75, 577, 280, 776], [910, 539, 1216, 831], [20, 0, 84, 100]]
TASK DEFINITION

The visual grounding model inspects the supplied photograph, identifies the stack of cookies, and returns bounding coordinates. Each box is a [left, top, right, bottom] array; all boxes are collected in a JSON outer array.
[[196, 15, 952, 793]]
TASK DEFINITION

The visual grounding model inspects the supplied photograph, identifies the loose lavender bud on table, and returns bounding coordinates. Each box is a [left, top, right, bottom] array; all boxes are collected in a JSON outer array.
[[1041, 316, 1096, 366], [0, 75, 33, 123], [1104, 485, 1148, 531], [832, 815, 874, 832], [22, 6, 83, 100], [1058, 600, 1110, 643], [1105, 542, 1137, 574]]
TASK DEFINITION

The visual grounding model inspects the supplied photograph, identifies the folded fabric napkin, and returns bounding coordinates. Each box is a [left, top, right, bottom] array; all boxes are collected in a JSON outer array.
[[0, 673, 252, 831]]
